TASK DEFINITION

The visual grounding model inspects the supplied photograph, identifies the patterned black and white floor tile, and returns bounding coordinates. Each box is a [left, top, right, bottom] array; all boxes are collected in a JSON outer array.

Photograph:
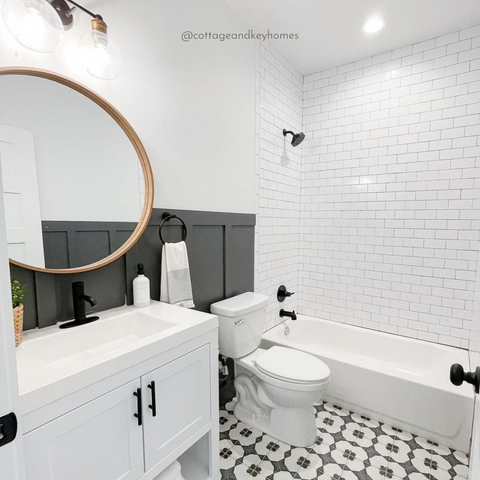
[[219, 400, 469, 480]]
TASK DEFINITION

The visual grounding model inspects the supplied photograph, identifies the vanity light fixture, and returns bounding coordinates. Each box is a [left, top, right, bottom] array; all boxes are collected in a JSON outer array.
[[2, 0, 65, 52], [2, 0, 123, 79], [362, 16, 387, 34]]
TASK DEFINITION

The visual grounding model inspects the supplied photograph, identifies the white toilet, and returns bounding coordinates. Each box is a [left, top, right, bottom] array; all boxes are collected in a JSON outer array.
[[211, 292, 330, 447]]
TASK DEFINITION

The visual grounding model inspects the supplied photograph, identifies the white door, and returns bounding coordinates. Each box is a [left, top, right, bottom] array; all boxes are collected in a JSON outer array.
[[23, 379, 145, 480], [0, 124, 44, 267], [0, 163, 25, 479], [142, 345, 211, 471], [469, 351, 480, 479]]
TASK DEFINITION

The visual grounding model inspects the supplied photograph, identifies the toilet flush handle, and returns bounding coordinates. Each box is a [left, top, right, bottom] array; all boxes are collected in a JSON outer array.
[[235, 319, 244, 325]]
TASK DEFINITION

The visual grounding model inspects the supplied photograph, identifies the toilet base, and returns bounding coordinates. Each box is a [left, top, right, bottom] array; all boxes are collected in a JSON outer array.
[[234, 403, 317, 447], [233, 374, 318, 447]]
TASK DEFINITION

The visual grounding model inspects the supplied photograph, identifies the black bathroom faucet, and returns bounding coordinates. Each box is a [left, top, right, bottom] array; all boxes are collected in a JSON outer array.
[[280, 309, 297, 320], [59, 281, 99, 329]]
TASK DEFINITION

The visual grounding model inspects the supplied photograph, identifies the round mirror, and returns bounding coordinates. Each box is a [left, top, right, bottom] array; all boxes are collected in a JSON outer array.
[[0, 68, 153, 273]]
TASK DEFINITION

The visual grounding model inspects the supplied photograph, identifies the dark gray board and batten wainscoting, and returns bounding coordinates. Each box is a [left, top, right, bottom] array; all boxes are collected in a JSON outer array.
[[11, 209, 255, 330], [42, 220, 137, 270]]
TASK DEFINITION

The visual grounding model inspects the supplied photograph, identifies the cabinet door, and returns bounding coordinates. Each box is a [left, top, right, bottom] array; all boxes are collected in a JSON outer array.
[[23, 379, 144, 480], [142, 345, 211, 470]]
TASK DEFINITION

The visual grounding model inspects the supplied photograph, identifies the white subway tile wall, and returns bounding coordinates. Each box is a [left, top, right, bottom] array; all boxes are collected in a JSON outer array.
[[255, 41, 303, 331], [256, 28, 480, 348], [300, 26, 480, 348]]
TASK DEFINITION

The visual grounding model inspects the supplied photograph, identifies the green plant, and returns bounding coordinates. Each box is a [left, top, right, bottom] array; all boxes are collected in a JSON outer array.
[[11, 280, 24, 309]]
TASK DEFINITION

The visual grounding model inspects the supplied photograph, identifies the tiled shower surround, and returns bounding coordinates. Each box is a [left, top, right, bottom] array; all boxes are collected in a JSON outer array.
[[219, 401, 469, 480], [257, 25, 480, 348], [255, 41, 303, 330]]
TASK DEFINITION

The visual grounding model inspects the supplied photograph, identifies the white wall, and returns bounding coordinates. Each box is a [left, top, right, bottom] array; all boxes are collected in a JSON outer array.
[[255, 41, 303, 330], [300, 25, 480, 348], [0, 75, 142, 222], [0, 0, 256, 215]]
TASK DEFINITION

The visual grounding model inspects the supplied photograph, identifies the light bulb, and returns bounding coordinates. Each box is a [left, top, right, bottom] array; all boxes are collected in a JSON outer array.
[[78, 26, 123, 80], [362, 16, 387, 35], [2, 0, 64, 52]]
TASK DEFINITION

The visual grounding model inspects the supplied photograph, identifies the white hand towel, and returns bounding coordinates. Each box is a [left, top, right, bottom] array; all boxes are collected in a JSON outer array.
[[160, 241, 195, 308], [152, 460, 185, 480]]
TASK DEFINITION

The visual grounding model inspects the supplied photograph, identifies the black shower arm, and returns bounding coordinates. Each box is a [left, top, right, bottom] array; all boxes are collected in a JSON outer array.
[[283, 129, 294, 136], [65, 0, 103, 20]]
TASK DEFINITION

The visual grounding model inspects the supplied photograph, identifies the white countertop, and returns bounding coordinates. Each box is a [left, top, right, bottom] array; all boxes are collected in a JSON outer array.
[[16, 301, 218, 415]]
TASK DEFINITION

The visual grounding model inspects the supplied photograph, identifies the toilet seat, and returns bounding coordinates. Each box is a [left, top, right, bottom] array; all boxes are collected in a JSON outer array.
[[236, 347, 330, 392], [255, 346, 330, 384]]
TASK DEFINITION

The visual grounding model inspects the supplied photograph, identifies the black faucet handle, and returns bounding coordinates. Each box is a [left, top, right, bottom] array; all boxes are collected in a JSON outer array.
[[277, 285, 295, 302]]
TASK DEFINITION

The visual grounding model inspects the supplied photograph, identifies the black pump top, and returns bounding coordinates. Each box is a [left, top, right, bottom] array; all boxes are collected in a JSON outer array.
[[137, 263, 145, 275]]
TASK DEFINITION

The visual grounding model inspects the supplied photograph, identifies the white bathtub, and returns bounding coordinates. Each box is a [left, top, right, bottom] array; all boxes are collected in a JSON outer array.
[[261, 315, 474, 453]]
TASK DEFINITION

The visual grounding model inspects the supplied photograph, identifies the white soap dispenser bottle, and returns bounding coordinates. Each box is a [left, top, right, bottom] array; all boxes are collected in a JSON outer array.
[[133, 263, 150, 308]]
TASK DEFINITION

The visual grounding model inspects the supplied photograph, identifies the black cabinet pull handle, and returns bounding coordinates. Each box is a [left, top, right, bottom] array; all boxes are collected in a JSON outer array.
[[148, 381, 157, 417], [133, 388, 143, 426], [0, 412, 17, 447]]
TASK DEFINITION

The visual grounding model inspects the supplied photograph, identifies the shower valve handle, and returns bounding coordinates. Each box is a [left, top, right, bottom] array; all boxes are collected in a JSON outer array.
[[450, 364, 480, 394], [277, 285, 295, 302]]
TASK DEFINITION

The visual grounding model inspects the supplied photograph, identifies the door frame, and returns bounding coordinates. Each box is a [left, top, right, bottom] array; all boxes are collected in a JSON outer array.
[[469, 351, 480, 479], [0, 124, 45, 268], [0, 163, 25, 479]]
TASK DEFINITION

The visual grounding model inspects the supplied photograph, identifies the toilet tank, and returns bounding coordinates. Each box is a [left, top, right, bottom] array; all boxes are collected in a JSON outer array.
[[211, 292, 269, 359]]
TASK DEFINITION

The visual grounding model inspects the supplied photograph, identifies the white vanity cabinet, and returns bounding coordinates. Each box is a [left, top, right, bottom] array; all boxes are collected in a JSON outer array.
[[23, 379, 145, 480], [20, 327, 219, 480], [142, 345, 211, 471]]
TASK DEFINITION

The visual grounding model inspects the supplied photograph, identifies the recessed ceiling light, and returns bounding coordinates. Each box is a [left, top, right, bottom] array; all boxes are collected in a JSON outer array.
[[362, 16, 387, 34]]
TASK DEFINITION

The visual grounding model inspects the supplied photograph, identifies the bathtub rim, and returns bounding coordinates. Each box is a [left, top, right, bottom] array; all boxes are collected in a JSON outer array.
[[262, 314, 473, 399]]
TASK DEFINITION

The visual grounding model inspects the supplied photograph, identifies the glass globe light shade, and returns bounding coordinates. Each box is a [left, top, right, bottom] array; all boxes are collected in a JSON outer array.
[[2, 0, 64, 52], [78, 30, 123, 80]]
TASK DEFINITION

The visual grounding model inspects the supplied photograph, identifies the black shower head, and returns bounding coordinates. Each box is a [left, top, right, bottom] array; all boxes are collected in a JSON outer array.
[[291, 132, 305, 147], [283, 129, 305, 147]]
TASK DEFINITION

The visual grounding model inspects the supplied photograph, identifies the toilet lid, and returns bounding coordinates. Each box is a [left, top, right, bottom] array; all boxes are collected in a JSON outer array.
[[254, 346, 330, 383]]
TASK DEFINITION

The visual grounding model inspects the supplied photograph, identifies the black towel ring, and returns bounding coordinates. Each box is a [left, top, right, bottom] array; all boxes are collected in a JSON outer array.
[[159, 212, 187, 245]]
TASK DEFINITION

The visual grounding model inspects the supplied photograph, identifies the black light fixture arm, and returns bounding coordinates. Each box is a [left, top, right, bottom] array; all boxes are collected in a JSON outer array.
[[65, 0, 102, 19]]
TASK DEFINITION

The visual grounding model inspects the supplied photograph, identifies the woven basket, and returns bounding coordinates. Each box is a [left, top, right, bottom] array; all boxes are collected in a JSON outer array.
[[13, 304, 24, 347]]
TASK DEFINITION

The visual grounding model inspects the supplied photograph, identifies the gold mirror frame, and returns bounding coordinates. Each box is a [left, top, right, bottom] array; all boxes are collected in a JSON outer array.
[[0, 67, 154, 274]]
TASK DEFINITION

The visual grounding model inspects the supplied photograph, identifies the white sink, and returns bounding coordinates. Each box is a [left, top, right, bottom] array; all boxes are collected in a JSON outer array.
[[21, 311, 176, 370], [17, 301, 218, 414]]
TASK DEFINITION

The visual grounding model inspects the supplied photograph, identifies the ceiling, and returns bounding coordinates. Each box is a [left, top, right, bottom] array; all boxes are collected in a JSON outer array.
[[224, 0, 480, 75]]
